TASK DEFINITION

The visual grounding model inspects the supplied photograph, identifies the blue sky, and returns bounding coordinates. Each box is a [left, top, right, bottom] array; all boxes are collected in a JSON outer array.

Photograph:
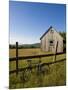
[[9, 1, 66, 44]]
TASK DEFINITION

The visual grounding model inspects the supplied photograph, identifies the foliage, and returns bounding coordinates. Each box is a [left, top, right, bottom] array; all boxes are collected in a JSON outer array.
[[9, 60, 66, 88], [59, 32, 66, 41], [59, 32, 66, 52], [9, 43, 40, 49], [9, 48, 66, 88]]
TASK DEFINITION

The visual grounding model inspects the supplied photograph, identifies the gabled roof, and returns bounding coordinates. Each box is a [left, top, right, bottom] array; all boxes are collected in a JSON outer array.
[[40, 26, 63, 40], [40, 26, 53, 40]]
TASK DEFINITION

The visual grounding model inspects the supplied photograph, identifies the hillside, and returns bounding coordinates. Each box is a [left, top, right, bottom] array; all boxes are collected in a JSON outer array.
[[9, 43, 40, 49]]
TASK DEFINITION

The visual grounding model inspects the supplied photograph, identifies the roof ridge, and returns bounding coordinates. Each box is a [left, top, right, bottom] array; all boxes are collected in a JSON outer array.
[[40, 26, 53, 40], [40, 26, 63, 40]]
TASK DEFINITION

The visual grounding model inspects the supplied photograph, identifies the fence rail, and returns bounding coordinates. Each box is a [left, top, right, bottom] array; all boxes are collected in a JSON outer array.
[[10, 52, 65, 61], [10, 58, 66, 74], [9, 42, 66, 75]]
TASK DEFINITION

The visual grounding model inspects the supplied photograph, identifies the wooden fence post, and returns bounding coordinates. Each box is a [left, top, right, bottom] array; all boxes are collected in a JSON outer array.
[[54, 41, 58, 85], [16, 42, 18, 75], [54, 41, 58, 62]]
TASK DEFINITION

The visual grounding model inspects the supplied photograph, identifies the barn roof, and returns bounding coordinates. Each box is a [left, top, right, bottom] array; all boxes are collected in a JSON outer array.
[[40, 26, 63, 40]]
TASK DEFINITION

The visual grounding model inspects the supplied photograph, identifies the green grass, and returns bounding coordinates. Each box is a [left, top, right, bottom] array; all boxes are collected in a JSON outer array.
[[9, 48, 66, 89], [9, 48, 52, 57]]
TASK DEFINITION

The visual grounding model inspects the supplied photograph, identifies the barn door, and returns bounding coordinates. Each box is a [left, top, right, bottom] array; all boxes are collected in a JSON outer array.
[[49, 46, 53, 52], [49, 40, 54, 52]]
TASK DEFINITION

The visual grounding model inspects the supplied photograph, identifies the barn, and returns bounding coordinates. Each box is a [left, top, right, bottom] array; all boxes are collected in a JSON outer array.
[[40, 26, 63, 53]]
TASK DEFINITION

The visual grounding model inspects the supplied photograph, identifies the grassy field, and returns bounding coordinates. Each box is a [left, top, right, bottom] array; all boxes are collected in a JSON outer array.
[[9, 48, 53, 57], [9, 48, 66, 89]]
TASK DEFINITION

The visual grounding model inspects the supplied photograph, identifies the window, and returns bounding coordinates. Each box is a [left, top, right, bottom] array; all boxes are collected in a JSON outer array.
[[50, 30, 54, 33], [49, 40, 54, 46]]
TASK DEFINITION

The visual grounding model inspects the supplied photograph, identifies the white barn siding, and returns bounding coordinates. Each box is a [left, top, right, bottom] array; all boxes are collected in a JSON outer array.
[[40, 27, 63, 53]]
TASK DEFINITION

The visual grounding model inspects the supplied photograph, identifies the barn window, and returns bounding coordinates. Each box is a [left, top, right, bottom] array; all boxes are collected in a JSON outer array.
[[49, 40, 54, 46], [50, 30, 54, 33]]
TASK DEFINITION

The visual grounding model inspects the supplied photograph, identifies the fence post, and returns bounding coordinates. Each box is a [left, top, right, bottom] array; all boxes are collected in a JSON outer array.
[[54, 41, 58, 85], [54, 41, 58, 62], [16, 42, 18, 75]]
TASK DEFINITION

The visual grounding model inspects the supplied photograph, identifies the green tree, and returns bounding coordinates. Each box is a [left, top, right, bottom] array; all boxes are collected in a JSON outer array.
[[59, 32, 66, 52]]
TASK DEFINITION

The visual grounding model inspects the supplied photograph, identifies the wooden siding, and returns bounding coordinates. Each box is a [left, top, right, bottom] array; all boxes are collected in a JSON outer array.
[[40, 27, 63, 53]]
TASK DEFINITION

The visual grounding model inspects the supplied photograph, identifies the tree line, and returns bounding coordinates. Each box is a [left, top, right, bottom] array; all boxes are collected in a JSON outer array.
[[9, 32, 66, 52], [9, 43, 40, 49], [59, 32, 66, 52]]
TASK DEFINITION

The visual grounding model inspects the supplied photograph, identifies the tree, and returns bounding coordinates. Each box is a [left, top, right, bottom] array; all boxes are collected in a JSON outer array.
[[59, 32, 66, 52]]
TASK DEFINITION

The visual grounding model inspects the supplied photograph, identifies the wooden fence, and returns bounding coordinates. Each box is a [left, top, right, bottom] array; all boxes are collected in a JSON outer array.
[[9, 42, 66, 75]]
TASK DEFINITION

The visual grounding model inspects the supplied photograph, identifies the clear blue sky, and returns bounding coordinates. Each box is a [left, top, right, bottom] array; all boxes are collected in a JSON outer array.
[[9, 1, 66, 44]]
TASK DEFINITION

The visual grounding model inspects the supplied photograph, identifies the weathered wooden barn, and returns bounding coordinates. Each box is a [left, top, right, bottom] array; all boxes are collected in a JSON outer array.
[[40, 26, 63, 53]]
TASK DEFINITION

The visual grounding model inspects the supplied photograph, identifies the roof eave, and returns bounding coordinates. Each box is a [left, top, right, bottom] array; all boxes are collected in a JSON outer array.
[[40, 26, 52, 40]]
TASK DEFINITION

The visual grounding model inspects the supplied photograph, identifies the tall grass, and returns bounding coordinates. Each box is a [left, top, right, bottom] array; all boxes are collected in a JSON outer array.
[[9, 48, 66, 89]]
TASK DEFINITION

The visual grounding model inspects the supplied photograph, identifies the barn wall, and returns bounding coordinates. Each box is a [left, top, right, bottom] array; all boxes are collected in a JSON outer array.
[[41, 33, 49, 51], [41, 28, 63, 53], [54, 30, 63, 52]]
